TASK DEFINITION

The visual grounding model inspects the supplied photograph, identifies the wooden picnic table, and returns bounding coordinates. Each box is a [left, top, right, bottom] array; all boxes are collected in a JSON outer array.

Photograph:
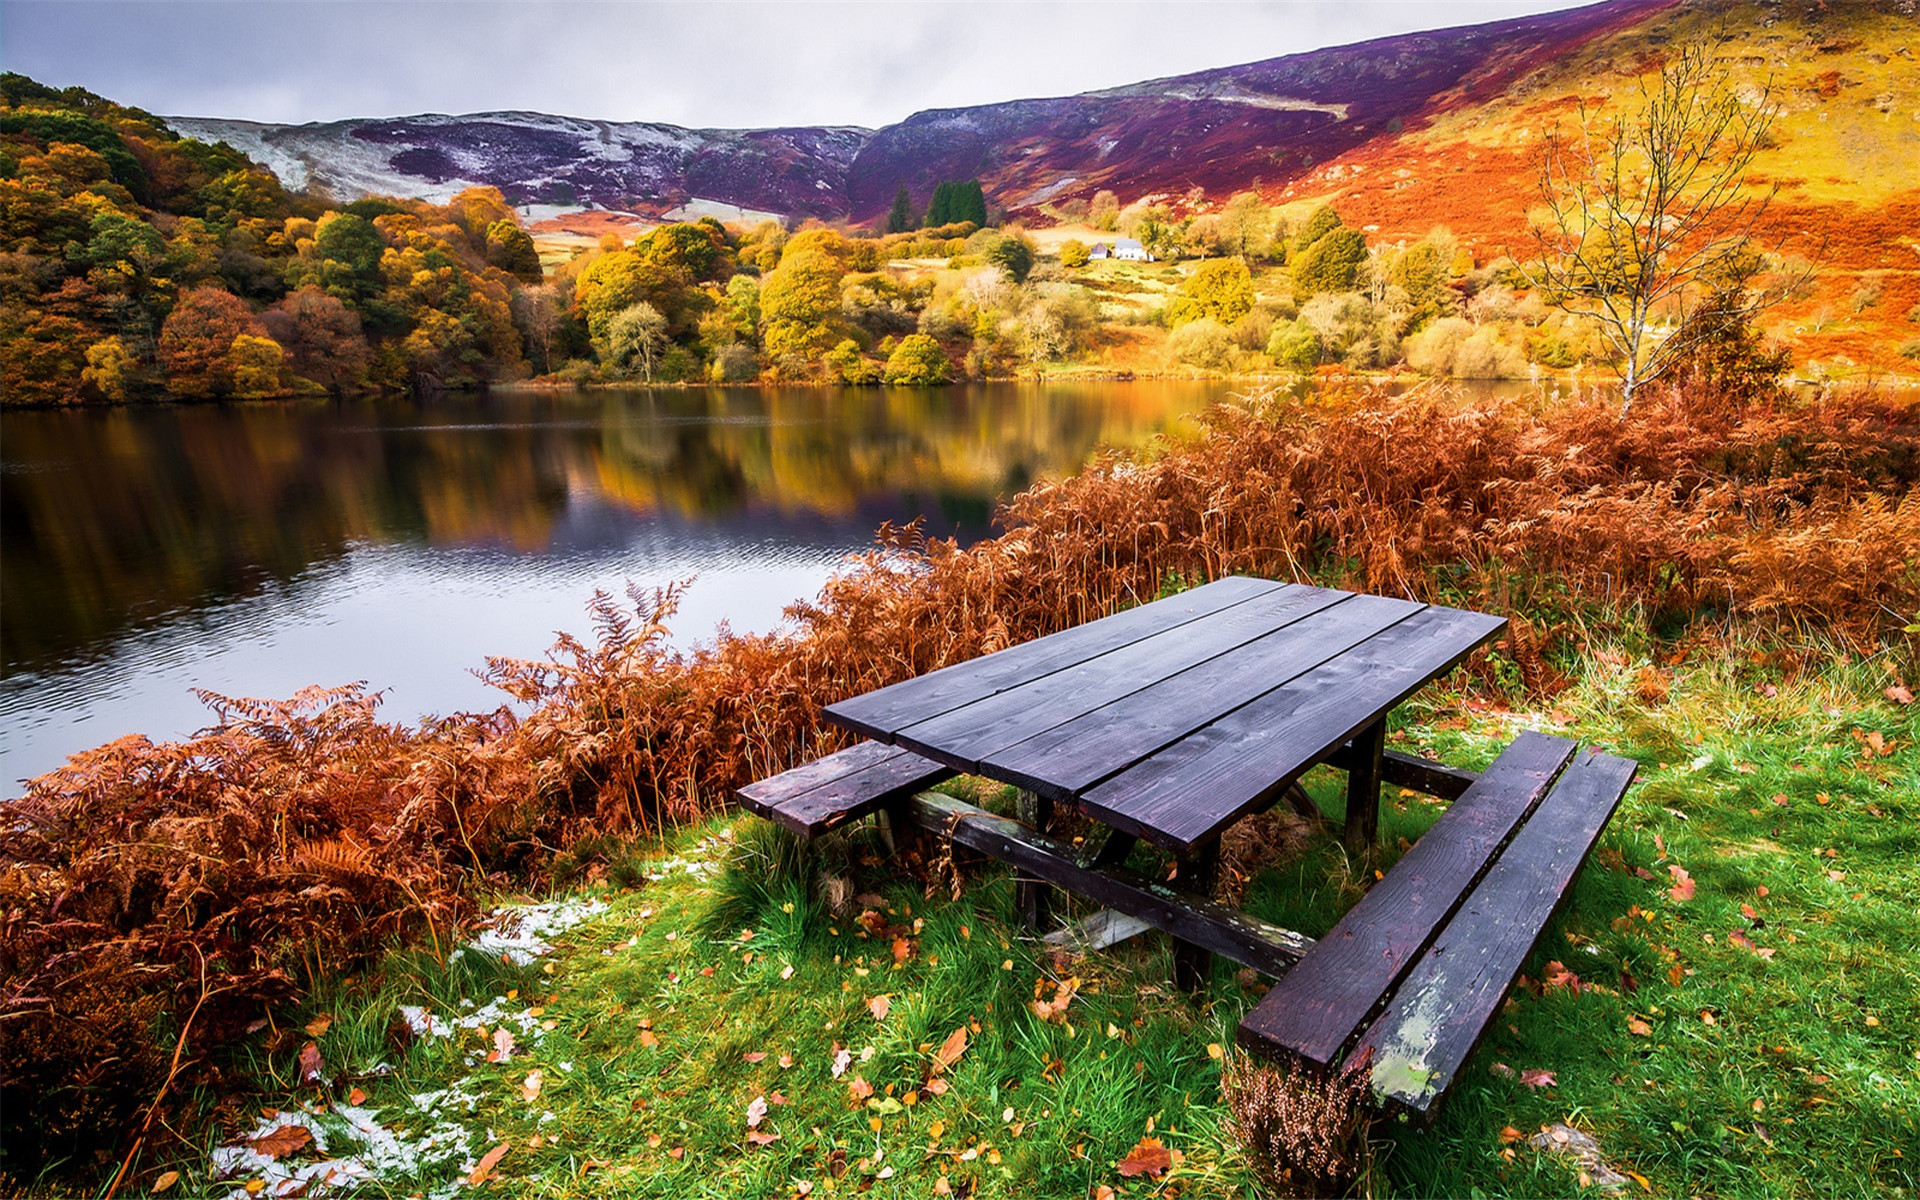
[[739, 575, 1637, 1117], [823, 575, 1504, 981]]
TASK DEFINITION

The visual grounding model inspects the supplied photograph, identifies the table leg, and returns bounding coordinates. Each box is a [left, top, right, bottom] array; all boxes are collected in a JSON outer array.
[[1171, 842, 1220, 991], [1343, 718, 1388, 854], [1015, 789, 1053, 932]]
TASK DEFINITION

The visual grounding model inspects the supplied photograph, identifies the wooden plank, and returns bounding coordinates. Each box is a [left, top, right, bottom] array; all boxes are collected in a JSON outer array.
[[736, 749, 955, 838], [1355, 748, 1638, 1117], [826, 575, 1280, 738], [1342, 718, 1388, 852], [1044, 909, 1154, 953], [1374, 750, 1481, 802], [1081, 606, 1507, 853], [903, 792, 1315, 975], [1237, 732, 1578, 1069], [895, 584, 1355, 775], [979, 593, 1419, 800], [736, 739, 911, 810]]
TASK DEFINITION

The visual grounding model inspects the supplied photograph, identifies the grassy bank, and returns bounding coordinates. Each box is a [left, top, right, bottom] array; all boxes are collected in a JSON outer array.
[[6, 377, 1916, 1190], [120, 641, 1915, 1199]]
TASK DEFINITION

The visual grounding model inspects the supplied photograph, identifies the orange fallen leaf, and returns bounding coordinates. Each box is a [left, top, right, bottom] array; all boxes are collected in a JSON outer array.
[[742, 1051, 767, 1063], [668, 1145, 685, 1160], [848, 1075, 874, 1101], [251, 1124, 313, 1160], [303, 1014, 332, 1038], [1667, 865, 1695, 903], [931, 1026, 968, 1075], [867, 995, 891, 1022], [347, 1087, 367, 1106], [638, 1030, 659, 1048], [1627, 1017, 1652, 1036], [1498, 1126, 1525, 1144], [150, 1170, 179, 1194], [1117, 1135, 1173, 1178], [1885, 684, 1913, 705], [469, 1141, 510, 1185], [297, 1041, 323, 1084], [925, 1077, 950, 1095], [892, 937, 913, 965], [745, 1130, 781, 1147]]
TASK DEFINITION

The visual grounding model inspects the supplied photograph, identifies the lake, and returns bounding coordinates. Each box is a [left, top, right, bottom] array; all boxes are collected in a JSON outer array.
[[0, 381, 1230, 788]]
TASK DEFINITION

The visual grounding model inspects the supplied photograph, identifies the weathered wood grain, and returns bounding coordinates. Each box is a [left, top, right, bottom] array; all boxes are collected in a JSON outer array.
[[826, 575, 1280, 738], [903, 791, 1315, 975], [979, 592, 1416, 800], [734, 742, 955, 838], [1237, 731, 1578, 1068], [1355, 748, 1637, 1117], [893, 583, 1352, 775], [1081, 606, 1506, 852]]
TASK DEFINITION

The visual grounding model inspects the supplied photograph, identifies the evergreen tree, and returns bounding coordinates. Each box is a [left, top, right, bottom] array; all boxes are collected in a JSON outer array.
[[926, 181, 955, 227], [959, 179, 988, 227], [886, 186, 915, 234]]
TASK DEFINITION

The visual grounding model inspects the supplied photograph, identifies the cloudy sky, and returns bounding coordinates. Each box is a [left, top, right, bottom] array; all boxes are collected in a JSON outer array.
[[6, 0, 1600, 129]]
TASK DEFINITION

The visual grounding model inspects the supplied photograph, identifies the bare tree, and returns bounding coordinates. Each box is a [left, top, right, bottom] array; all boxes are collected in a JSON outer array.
[[1522, 35, 1802, 415]]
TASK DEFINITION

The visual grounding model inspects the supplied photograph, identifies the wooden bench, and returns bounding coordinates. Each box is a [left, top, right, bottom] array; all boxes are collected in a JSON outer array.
[[735, 740, 956, 838], [1235, 730, 1637, 1119]]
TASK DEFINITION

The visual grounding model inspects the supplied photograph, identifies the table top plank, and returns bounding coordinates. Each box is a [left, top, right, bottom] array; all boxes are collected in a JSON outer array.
[[979, 592, 1424, 800], [826, 575, 1281, 739], [1080, 605, 1505, 851], [891, 583, 1346, 773]]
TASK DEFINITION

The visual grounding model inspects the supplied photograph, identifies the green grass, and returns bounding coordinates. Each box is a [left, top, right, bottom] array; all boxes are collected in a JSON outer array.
[[142, 644, 1916, 1198]]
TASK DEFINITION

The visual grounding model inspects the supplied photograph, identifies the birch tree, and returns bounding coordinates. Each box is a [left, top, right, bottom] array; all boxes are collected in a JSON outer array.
[[1523, 36, 1796, 415]]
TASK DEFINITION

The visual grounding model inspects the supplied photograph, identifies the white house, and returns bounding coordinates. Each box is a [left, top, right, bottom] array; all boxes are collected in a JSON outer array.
[[1113, 237, 1154, 262], [1088, 242, 1111, 260]]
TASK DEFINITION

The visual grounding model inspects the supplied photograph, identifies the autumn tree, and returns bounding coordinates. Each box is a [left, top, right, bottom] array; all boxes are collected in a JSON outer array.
[[883, 333, 951, 385], [1291, 227, 1366, 297], [157, 285, 259, 396], [1169, 258, 1255, 326], [759, 239, 849, 369], [1058, 239, 1090, 269], [1522, 36, 1793, 414], [1088, 190, 1120, 232], [485, 219, 543, 282], [605, 301, 668, 381], [263, 286, 369, 392]]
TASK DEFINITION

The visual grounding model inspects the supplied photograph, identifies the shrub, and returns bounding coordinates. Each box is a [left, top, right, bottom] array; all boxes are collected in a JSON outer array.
[[1899, 339, 1920, 362], [708, 343, 759, 382], [825, 338, 883, 384], [1222, 1052, 1374, 1199], [1406, 317, 1526, 379], [1058, 239, 1090, 269], [1168, 258, 1255, 327], [1168, 317, 1233, 369], [883, 333, 952, 385], [1267, 321, 1322, 371], [1290, 228, 1366, 297]]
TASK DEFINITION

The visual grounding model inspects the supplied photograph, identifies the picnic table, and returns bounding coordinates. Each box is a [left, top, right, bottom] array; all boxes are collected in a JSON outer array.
[[737, 576, 1635, 1117]]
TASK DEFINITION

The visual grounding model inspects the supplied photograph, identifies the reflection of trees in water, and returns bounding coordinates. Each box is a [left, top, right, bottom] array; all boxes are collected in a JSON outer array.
[[1, 383, 1222, 673]]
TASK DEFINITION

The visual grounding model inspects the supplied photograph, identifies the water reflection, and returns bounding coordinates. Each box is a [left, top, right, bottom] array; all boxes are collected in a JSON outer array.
[[1, 381, 1225, 785]]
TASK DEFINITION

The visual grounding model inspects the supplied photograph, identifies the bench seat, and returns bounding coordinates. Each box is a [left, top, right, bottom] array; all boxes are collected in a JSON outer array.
[[735, 740, 956, 838], [1236, 731, 1636, 1119]]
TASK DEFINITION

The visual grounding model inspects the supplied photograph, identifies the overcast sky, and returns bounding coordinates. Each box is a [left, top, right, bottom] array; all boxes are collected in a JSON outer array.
[[5, 1, 1601, 129]]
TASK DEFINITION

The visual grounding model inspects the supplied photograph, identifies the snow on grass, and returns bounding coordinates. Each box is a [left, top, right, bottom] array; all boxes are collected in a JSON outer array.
[[452, 896, 609, 967], [211, 1101, 478, 1200]]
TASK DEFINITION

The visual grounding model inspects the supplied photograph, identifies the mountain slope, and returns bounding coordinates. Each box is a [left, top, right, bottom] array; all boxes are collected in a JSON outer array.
[[166, 0, 1672, 222]]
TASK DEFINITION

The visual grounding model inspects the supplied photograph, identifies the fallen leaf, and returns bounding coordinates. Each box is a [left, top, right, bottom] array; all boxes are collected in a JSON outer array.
[[742, 1051, 767, 1063], [924, 1077, 949, 1095], [780, 965, 794, 981], [867, 995, 891, 1022], [1729, 931, 1757, 951], [251, 1123, 314, 1160], [1700, 1010, 1718, 1026], [469, 1142, 509, 1185], [848, 1075, 874, 1101], [1519, 1068, 1557, 1089], [347, 1087, 367, 1106], [488, 1028, 516, 1063], [892, 936, 913, 965], [638, 1029, 659, 1048], [668, 1145, 685, 1161], [746, 1130, 781, 1147], [150, 1171, 179, 1194], [1628, 1017, 1652, 1036], [1668, 865, 1695, 903], [1626, 1169, 1652, 1192], [931, 1026, 968, 1074], [1498, 1126, 1524, 1144], [1117, 1135, 1173, 1179], [1206, 1042, 1224, 1060], [1489, 1062, 1516, 1079], [521, 1070, 543, 1102], [778, 1053, 795, 1069], [297, 1041, 323, 1085], [746, 1095, 769, 1128], [832, 1047, 852, 1078], [1885, 684, 1913, 706], [304, 1014, 332, 1038]]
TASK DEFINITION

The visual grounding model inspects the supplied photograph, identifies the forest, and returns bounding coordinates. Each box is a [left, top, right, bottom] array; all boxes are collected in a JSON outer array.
[[13, 69, 1891, 409]]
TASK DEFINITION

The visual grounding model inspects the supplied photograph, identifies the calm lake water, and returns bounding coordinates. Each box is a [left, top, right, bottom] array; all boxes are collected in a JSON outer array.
[[0, 382, 1230, 788]]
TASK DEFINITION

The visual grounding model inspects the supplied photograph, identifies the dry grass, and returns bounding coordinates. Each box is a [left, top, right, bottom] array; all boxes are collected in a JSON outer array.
[[4, 376, 1916, 1180]]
